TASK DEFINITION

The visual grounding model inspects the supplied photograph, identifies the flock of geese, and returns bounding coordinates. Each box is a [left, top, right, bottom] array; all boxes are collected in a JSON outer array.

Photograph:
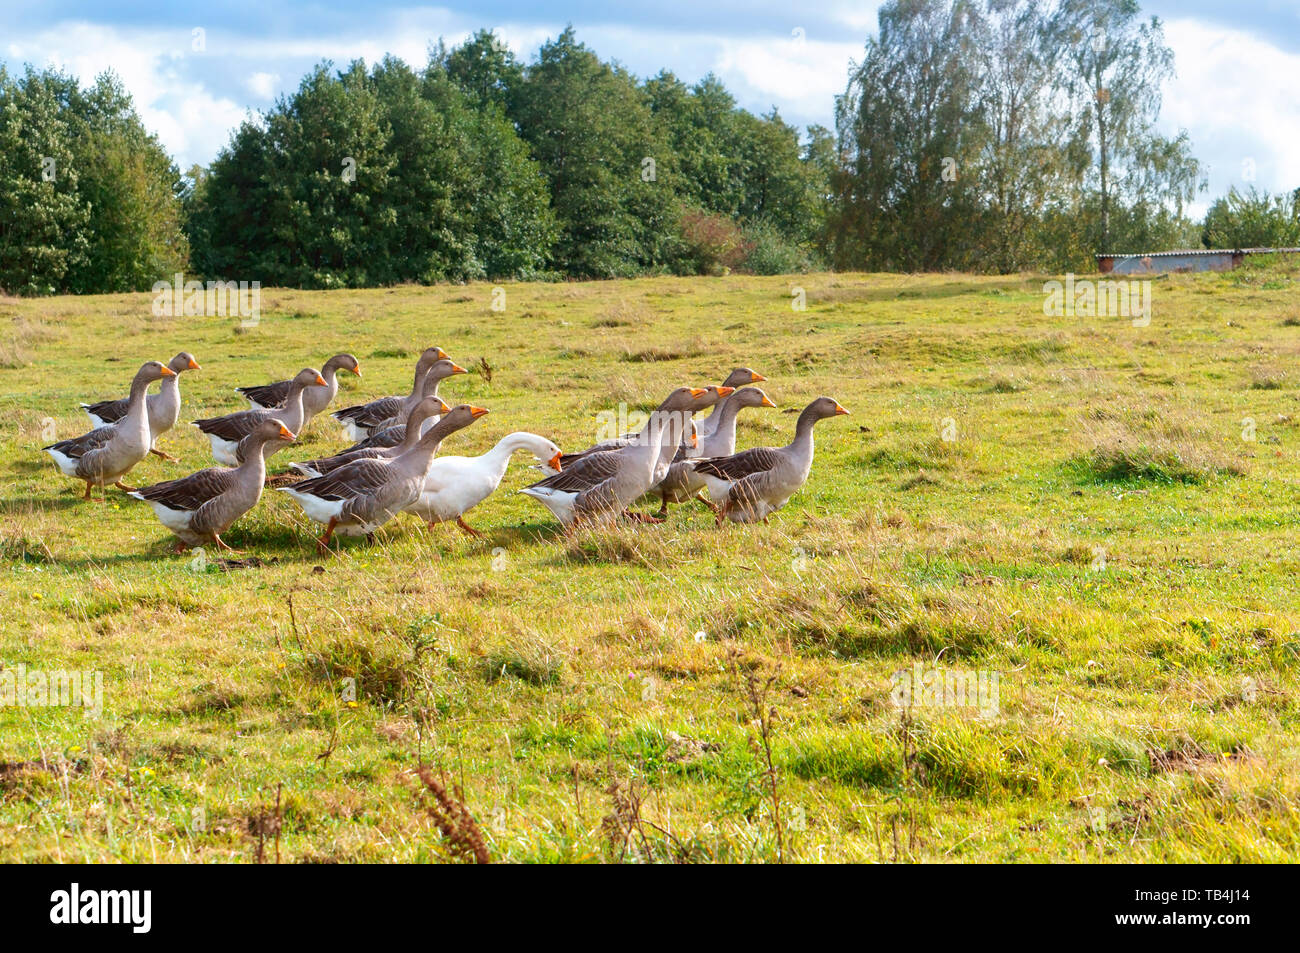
[[42, 347, 849, 555]]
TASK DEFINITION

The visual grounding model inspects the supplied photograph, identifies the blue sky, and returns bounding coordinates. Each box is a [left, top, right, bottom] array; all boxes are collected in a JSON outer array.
[[4, 1, 1299, 216]]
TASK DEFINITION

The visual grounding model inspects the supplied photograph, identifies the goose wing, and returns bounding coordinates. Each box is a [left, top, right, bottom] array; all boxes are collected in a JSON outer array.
[[527, 449, 620, 494], [688, 447, 783, 482], [132, 468, 236, 512], [347, 425, 404, 451], [194, 409, 266, 442], [236, 379, 290, 408], [295, 446, 386, 476], [45, 425, 116, 460], [81, 397, 129, 423], [332, 396, 402, 428], [291, 458, 393, 501]]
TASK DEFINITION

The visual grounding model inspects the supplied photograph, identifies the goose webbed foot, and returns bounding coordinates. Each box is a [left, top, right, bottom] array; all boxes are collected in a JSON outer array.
[[623, 510, 663, 525], [213, 534, 242, 554], [694, 491, 718, 513], [456, 517, 485, 538]]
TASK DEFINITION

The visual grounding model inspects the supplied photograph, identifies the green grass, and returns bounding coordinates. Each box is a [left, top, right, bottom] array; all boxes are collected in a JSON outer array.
[[3, 263, 1300, 862]]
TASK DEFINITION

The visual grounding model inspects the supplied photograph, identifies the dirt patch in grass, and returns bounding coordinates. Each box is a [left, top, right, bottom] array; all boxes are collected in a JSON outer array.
[[1148, 741, 1254, 774]]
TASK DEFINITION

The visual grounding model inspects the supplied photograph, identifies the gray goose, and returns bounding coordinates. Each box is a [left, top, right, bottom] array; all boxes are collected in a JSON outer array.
[[344, 359, 466, 449], [81, 351, 201, 461], [45, 361, 176, 498], [522, 417, 696, 524], [521, 387, 710, 527], [193, 368, 326, 465], [236, 353, 361, 423], [654, 386, 777, 518], [290, 396, 450, 477], [557, 384, 733, 469], [695, 368, 767, 440], [331, 347, 452, 441], [129, 418, 297, 552], [686, 396, 849, 525], [280, 403, 488, 553]]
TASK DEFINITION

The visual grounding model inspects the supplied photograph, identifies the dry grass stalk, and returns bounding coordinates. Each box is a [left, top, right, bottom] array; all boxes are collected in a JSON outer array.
[[416, 766, 491, 864]]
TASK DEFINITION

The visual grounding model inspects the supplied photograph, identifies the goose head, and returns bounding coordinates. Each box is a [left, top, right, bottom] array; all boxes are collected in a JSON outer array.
[[255, 417, 297, 443], [239, 417, 296, 459], [732, 387, 778, 410], [293, 367, 329, 390], [405, 395, 453, 434], [421, 358, 468, 394], [809, 396, 850, 420], [722, 367, 765, 388], [433, 404, 490, 438], [416, 346, 451, 373], [137, 360, 176, 384], [526, 436, 563, 473], [168, 352, 201, 374], [659, 387, 714, 413], [697, 384, 736, 408], [325, 353, 362, 378]]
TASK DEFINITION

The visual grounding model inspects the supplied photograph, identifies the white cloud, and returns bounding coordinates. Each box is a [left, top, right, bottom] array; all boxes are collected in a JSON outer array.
[[1162, 18, 1300, 212], [714, 35, 860, 121], [5, 21, 246, 168], [246, 71, 281, 100]]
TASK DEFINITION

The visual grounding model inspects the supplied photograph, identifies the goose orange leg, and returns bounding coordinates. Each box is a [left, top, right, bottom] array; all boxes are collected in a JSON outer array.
[[456, 516, 484, 538], [114, 480, 137, 493], [316, 517, 337, 555], [623, 510, 663, 525], [149, 447, 182, 462], [694, 491, 718, 513], [213, 534, 242, 554]]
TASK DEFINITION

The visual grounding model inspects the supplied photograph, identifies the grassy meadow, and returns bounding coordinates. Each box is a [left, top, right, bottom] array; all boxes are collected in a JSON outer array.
[[2, 260, 1300, 862]]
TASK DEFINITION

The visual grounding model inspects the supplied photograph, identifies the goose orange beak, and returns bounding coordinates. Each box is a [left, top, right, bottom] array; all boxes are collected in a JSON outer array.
[[450, 363, 467, 375], [761, 395, 778, 408], [188, 358, 201, 370], [689, 388, 707, 399], [716, 386, 736, 397], [435, 348, 450, 361], [835, 403, 850, 415], [549, 451, 563, 471], [315, 374, 328, 386], [160, 366, 176, 377], [437, 398, 452, 414], [469, 406, 490, 418], [691, 431, 699, 448], [750, 371, 766, 382], [352, 364, 362, 377], [279, 425, 297, 441]]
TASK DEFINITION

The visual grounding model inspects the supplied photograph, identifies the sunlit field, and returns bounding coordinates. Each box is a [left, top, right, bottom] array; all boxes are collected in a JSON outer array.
[[3, 260, 1299, 862]]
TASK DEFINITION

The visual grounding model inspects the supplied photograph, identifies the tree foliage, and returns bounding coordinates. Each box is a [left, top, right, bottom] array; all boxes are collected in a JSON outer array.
[[0, 66, 184, 295], [831, 0, 1209, 273]]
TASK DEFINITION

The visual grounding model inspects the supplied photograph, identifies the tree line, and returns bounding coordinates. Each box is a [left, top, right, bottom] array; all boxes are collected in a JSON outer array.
[[2, 7, 1298, 296]]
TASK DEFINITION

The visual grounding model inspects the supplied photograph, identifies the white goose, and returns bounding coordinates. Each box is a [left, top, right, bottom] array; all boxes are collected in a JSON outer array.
[[404, 432, 562, 537]]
